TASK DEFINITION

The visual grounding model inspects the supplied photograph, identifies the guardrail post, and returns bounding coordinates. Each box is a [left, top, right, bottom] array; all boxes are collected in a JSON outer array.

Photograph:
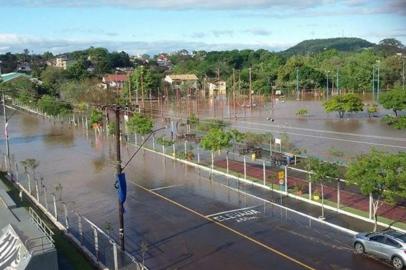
[[52, 194, 57, 220], [63, 203, 69, 229], [308, 176, 312, 200], [135, 133, 138, 145], [243, 156, 247, 179], [226, 152, 229, 174], [93, 227, 99, 260], [262, 160, 266, 186], [337, 181, 340, 210], [27, 174, 32, 194], [113, 242, 119, 270], [35, 180, 40, 202], [77, 214, 83, 243], [184, 140, 187, 155], [162, 145, 165, 154], [284, 166, 288, 195], [152, 136, 155, 150], [172, 144, 176, 157], [211, 151, 214, 172], [43, 186, 48, 210], [197, 147, 200, 164], [15, 163, 19, 183]]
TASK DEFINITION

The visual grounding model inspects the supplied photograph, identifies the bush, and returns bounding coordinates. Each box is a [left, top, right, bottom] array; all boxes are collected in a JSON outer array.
[[197, 119, 228, 132], [37, 95, 72, 116], [296, 108, 309, 117], [382, 115, 406, 129], [156, 136, 174, 146], [89, 109, 103, 126]]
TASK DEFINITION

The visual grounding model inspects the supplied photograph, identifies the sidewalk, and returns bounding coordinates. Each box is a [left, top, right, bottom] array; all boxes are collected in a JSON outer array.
[[215, 159, 406, 233]]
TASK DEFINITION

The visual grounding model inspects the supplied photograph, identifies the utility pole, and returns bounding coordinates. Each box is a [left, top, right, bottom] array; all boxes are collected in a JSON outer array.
[[114, 106, 125, 251], [403, 57, 405, 91], [377, 60, 380, 100], [232, 68, 236, 119], [336, 67, 339, 95], [249, 67, 252, 108], [372, 65, 375, 100], [296, 67, 299, 100], [2, 92, 10, 166], [141, 67, 145, 108], [128, 76, 132, 105], [326, 71, 329, 98]]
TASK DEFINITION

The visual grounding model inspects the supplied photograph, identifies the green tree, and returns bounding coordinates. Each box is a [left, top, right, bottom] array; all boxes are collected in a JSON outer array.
[[307, 157, 339, 219], [89, 109, 103, 127], [379, 87, 406, 117], [200, 128, 232, 169], [346, 150, 406, 231], [127, 113, 153, 135], [37, 95, 72, 116], [323, 93, 364, 118], [366, 103, 378, 118]]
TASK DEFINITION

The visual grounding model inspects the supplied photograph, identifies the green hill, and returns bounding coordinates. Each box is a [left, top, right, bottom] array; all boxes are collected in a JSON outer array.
[[283, 37, 374, 55]]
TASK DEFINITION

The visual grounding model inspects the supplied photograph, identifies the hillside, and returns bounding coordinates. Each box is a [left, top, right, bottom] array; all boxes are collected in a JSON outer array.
[[282, 37, 374, 55]]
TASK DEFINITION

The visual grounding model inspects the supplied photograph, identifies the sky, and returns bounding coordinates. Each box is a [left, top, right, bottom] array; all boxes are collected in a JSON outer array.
[[0, 0, 405, 55]]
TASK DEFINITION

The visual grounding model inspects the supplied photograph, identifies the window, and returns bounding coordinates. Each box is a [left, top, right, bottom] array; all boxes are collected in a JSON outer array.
[[385, 238, 401, 248], [370, 235, 385, 243]]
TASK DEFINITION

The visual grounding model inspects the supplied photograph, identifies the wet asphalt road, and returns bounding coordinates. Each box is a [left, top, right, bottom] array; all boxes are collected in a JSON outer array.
[[2, 107, 394, 270]]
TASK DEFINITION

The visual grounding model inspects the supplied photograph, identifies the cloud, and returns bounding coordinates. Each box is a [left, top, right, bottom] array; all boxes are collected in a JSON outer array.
[[244, 28, 271, 36], [212, 30, 234, 37], [0, 0, 367, 10], [0, 33, 289, 55], [61, 27, 119, 37], [189, 32, 207, 39]]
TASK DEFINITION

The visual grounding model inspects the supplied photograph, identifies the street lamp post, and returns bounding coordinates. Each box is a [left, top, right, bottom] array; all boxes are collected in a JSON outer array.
[[403, 57, 405, 91], [296, 67, 299, 100], [326, 71, 330, 98], [376, 60, 380, 100], [336, 67, 339, 95]]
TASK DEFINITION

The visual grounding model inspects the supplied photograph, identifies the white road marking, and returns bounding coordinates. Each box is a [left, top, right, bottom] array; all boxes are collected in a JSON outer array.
[[150, 184, 182, 191], [206, 205, 261, 218], [236, 119, 406, 142], [233, 124, 406, 149]]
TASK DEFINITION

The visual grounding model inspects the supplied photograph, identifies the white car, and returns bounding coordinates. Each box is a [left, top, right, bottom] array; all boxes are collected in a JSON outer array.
[[353, 230, 406, 269]]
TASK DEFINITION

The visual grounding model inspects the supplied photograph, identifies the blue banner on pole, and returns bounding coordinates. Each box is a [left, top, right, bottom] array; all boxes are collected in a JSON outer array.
[[117, 173, 127, 204]]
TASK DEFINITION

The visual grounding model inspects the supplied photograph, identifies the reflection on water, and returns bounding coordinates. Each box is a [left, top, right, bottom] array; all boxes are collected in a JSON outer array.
[[324, 119, 362, 132], [43, 126, 75, 147]]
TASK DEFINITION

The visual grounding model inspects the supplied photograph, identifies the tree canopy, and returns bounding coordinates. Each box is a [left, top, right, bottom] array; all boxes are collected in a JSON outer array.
[[323, 93, 364, 118]]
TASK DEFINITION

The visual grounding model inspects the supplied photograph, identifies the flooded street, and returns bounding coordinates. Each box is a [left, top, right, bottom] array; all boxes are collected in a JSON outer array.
[[143, 94, 406, 161], [0, 104, 396, 269]]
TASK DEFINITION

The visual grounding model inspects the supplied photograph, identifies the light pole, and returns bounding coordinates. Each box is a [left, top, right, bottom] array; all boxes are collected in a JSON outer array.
[[376, 60, 380, 100], [326, 71, 330, 98], [296, 67, 299, 100], [336, 67, 339, 95]]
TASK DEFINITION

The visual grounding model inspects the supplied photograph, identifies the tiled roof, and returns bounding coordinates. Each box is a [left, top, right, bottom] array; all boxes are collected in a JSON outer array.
[[167, 74, 198, 81], [103, 74, 129, 82]]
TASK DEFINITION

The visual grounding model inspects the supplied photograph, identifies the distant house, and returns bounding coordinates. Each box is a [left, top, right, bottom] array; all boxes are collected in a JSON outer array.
[[156, 54, 171, 68], [47, 55, 74, 70], [164, 74, 198, 93], [17, 62, 31, 73], [207, 80, 226, 97], [102, 73, 129, 89]]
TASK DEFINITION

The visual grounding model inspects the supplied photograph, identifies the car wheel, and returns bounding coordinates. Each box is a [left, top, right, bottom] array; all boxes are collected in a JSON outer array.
[[354, 242, 365, 254], [392, 256, 404, 270]]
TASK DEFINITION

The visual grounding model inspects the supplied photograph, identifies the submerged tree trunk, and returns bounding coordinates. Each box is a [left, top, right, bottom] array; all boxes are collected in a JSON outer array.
[[372, 199, 382, 232]]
